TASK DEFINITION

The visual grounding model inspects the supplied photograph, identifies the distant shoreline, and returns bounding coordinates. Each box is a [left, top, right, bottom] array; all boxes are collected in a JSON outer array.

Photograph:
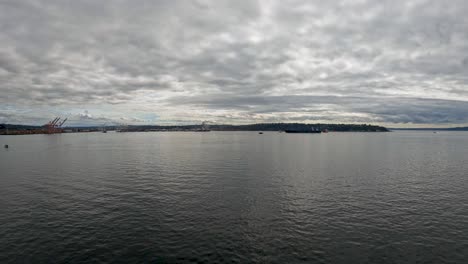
[[390, 127, 468, 131], [1, 123, 389, 135]]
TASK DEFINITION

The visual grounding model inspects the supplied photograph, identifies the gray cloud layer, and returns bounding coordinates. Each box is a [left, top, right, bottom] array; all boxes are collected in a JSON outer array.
[[1, 0, 468, 126]]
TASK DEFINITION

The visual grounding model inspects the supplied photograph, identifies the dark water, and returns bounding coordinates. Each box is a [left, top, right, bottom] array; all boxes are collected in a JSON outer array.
[[1, 131, 467, 263]]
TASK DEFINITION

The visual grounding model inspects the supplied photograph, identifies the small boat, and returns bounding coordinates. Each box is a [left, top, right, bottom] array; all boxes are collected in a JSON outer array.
[[259, 132, 263, 134]]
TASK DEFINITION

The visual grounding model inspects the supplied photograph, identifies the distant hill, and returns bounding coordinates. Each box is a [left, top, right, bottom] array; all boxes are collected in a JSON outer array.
[[209, 123, 388, 132], [0, 124, 41, 130], [447, 127, 468, 131], [112, 123, 389, 132]]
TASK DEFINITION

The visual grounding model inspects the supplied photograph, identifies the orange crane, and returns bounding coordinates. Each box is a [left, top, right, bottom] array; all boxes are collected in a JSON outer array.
[[43, 117, 67, 134]]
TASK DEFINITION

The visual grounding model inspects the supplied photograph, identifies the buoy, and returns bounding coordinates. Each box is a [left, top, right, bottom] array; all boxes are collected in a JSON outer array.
[[4, 144, 8, 148]]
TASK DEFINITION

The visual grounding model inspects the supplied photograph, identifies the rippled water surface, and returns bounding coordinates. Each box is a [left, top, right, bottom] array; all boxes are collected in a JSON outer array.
[[1, 131, 468, 263]]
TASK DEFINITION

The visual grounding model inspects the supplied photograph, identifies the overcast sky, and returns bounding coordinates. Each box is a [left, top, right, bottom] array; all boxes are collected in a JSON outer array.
[[1, 0, 468, 127]]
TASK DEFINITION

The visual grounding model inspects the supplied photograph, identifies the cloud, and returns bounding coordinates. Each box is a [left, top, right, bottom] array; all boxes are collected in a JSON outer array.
[[0, 0, 467, 126]]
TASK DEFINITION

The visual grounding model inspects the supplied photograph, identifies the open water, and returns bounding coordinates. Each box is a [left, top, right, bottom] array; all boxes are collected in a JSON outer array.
[[1, 131, 467, 263]]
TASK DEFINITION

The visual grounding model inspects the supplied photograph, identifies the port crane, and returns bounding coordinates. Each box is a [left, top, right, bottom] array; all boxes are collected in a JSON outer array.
[[44, 117, 67, 134]]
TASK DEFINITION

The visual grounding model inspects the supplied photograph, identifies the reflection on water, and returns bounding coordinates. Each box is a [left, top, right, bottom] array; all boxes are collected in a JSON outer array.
[[1, 131, 467, 263]]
